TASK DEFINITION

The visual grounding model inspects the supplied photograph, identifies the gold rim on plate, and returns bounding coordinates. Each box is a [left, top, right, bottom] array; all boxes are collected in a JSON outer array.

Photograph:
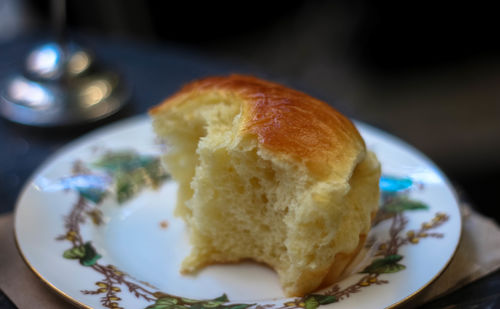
[[11, 116, 464, 309], [13, 192, 463, 309]]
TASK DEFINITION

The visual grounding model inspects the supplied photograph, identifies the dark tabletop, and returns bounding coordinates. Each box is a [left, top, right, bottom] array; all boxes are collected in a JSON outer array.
[[0, 33, 499, 309]]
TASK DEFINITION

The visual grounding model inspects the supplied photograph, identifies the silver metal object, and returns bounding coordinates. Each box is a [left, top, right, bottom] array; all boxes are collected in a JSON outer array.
[[0, 0, 130, 127], [0, 42, 130, 126]]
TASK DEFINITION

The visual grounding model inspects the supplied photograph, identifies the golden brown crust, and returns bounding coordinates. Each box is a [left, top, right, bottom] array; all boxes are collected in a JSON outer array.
[[150, 75, 379, 296], [150, 74, 365, 179]]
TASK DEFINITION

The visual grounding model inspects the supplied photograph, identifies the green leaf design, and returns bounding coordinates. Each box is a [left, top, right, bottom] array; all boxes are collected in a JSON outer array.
[[93, 152, 144, 172], [143, 158, 170, 187], [62, 242, 101, 266], [63, 246, 86, 259], [147, 293, 239, 309], [93, 151, 169, 204], [77, 187, 107, 204], [146, 296, 181, 309], [383, 197, 428, 213], [80, 242, 102, 266], [202, 301, 225, 308], [157, 298, 178, 305], [115, 171, 138, 204], [304, 297, 319, 309], [361, 254, 406, 274], [302, 294, 337, 309], [307, 294, 337, 305], [181, 298, 201, 304], [212, 294, 229, 302], [382, 263, 406, 273]]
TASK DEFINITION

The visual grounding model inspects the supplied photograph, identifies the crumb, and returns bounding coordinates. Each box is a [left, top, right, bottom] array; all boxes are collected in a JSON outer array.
[[159, 220, 169, 229]]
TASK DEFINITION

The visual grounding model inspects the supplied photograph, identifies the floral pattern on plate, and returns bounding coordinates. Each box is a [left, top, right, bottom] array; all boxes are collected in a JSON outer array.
[[56, 150, 450, 309], [13, 116, 462, 309]]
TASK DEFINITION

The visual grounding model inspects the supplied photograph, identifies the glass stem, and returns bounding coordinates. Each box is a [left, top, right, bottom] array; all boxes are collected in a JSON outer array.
[[51, 0, 67, 45]]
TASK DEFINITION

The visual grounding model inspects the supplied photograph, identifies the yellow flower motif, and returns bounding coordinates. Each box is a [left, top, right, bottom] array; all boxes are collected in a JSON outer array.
[[96, 282, 107, 288], [66, 230, 77, 241], [422, 222, 432, 229], [436, 212, 446, 218]]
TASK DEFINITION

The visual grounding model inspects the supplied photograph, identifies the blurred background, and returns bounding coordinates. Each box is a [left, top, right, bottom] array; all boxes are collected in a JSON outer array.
[[1, 1, 500, 308], [0, 0, 499, 222]]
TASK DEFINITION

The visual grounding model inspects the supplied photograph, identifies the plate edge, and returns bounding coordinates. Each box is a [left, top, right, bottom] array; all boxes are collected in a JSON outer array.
[[354, 121, 464, 309], [13, 116, 464, 309], [12, 114, 149, 308]]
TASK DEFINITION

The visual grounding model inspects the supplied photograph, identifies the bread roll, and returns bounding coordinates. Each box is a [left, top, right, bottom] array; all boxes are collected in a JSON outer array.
[[150, 75, 381, 296]]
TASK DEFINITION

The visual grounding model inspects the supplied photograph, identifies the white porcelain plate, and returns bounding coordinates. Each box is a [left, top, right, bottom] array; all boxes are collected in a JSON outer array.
[[14, 115, 461, 309]]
